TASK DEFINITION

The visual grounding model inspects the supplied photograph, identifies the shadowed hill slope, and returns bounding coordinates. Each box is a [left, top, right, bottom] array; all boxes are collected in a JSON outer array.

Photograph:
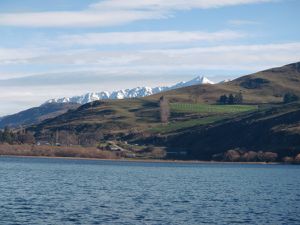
[[162, 102, 300, 160], [0, 103, 80, 128]]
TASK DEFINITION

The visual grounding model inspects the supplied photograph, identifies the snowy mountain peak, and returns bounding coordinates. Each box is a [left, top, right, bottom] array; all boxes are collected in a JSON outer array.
[[189, 76, 215, 84], [200, 76, 215, 84], [171, 76, 214, 89], [44, 76, 216, 105]]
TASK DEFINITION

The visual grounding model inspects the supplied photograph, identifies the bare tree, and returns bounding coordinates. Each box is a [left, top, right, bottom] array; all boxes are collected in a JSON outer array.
[[159, 96, 170, 123], [58, 130, 78, 146]]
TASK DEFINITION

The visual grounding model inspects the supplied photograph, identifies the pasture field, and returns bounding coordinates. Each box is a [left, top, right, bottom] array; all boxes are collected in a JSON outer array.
[[170, 103, 257, 114], [151, 116, 224, 133], [151, 103, 258, 134]]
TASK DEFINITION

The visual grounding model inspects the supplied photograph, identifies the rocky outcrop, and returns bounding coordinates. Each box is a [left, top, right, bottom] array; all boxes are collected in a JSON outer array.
[[257, 151, 278, 162], [214, 149, 278, 162], [224, 150, 241, 162], [240, 151, 258, 162]]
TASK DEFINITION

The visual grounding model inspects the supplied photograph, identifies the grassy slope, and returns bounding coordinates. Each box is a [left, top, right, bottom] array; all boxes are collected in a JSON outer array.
[[32, 99, 160, 135], [170, 103, 257, 113], [151, 103, 257, 134], [33, 99, 257, 137], [146, 62, 300, 104], [150, 116, 224, 133]]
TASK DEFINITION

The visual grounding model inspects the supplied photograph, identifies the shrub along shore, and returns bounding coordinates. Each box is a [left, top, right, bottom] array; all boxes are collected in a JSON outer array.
[[0, 144, 299, 164], [0, 144, 118, 159]]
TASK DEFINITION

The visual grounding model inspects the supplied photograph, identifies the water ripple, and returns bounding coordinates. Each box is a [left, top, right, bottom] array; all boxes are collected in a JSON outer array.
[[0, 157, 299, 225]]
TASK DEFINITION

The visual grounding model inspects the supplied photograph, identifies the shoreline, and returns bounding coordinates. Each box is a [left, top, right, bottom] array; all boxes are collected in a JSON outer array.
[[0, 155, 281, 165]]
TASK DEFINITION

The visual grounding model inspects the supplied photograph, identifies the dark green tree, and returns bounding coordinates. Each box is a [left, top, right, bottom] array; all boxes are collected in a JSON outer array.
[[218, 95, 228, 104], [228, 94, 235, 105], [1, 127, 14, 144]]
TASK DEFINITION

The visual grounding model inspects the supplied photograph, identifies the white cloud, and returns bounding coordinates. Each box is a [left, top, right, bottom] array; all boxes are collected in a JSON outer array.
[[228, 19, 260, 26], [34, 42, 300, 68], [91, 0, 274, 10], [0, 10, 165, 27], [139, 42, 300, 69], [0, 0, 275, 27], [59, 30, 244, 46], [1, 42, 299, 76], [0, 47, 46, 65], [0, 72, 34, 80]]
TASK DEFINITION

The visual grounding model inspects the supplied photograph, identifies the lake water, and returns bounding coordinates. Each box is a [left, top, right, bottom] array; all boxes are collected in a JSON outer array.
[[0, 157, 299, 225]]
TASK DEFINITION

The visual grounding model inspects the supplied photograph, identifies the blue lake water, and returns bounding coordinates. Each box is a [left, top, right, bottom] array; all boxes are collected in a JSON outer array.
[[0, 157, 299, 225]]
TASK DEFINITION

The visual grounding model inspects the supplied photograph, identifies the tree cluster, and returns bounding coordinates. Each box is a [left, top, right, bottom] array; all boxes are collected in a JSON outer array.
[[37, 128, 105, 147], [218, 92, 243, 105], [0, 127, 35, 144], [283, 92, 299, 103]]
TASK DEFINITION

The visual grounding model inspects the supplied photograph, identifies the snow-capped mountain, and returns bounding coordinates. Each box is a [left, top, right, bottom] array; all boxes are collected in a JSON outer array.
[[172, 76, 214, 89], [45, 76, 214, 105]]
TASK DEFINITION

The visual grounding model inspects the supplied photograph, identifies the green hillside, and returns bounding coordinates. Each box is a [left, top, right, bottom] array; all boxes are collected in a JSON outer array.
[[26, 62, 300, 162], [170, 103, 256, 113]]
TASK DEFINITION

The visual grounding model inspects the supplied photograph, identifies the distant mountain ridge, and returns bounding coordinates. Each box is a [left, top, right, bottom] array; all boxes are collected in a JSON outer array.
[[45, 76, 214, 105], [0, 103, 80, 128], [0, 76, 214, 128]]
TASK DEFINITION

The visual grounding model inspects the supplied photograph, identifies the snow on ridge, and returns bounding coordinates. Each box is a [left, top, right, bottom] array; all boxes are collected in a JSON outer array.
[[44, 76, 215, 105]]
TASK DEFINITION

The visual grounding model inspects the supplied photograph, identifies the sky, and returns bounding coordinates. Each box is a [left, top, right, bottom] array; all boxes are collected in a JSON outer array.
[[0, 0, 300, 116]]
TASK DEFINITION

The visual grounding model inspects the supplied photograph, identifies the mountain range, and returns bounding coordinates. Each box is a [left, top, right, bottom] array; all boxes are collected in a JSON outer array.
[[1, 62, 300, 162], [45, 76, 215, 105], [0, 76, 214, 128], [29, 62, 300, 161]]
